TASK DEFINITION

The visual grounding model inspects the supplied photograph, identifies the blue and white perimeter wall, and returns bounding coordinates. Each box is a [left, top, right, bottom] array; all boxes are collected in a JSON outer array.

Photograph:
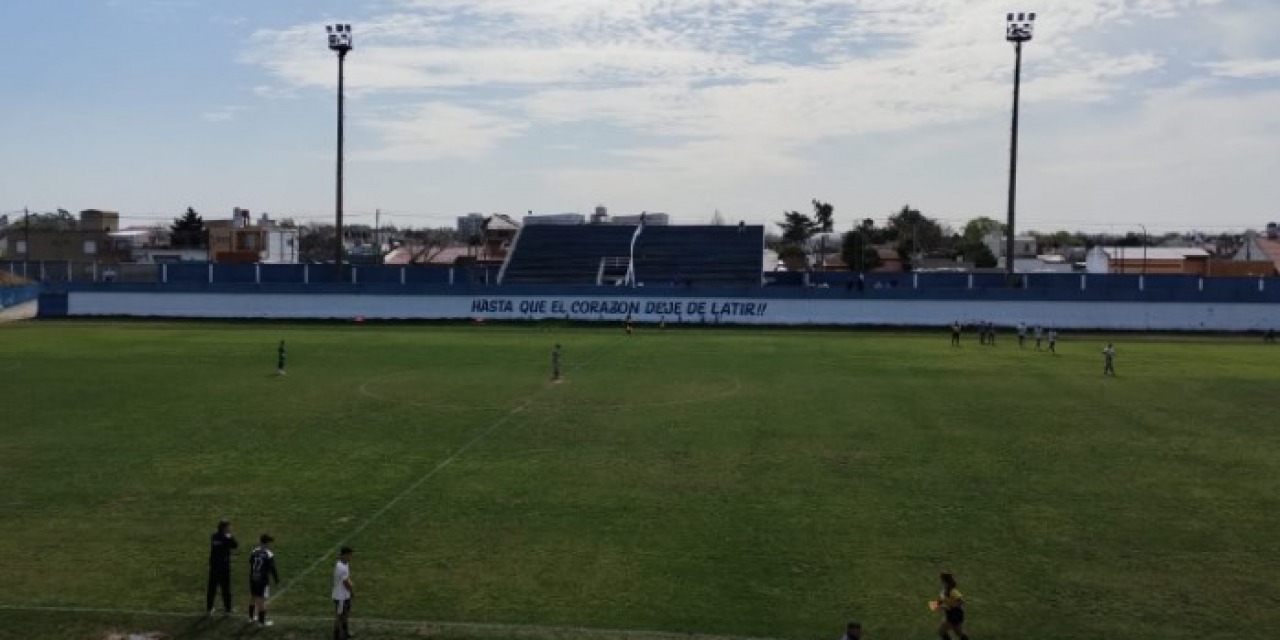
[[1, 285, 39, 310], [44, 285, 1280, 331]]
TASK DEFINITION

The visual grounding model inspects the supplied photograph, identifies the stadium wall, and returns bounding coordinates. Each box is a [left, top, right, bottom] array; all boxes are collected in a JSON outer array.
[[1, 285, 40, 310], [42, 287, 1280, 331]]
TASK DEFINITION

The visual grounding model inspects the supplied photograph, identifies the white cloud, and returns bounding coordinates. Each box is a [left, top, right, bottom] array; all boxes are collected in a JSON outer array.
[[356, 103, 528, 161], [1203, 58, 1280, 79], [232, 0, 1275, 228]]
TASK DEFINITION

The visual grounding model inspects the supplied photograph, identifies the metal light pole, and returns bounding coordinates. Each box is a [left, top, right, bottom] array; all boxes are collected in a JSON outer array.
[[327, 23, 353, 280], [1004, 12, 1036, 280], [1139, 223, 1148, 275]]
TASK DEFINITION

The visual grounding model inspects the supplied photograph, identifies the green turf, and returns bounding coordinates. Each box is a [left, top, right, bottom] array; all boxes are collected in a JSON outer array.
[[1, 321, 1279, 640]]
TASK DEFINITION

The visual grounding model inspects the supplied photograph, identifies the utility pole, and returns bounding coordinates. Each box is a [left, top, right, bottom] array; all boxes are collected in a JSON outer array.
[[375, 208, 381, 263], [23, 207, 30, 262]]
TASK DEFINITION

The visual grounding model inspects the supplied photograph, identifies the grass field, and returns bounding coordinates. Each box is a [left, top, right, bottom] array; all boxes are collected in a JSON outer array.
[[2, 320, 1279, 640]]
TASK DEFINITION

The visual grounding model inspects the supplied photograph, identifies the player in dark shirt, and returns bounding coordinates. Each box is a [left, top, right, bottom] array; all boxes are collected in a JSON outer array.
[[950, 322, 961, 347], [551, 344, 562, 381], [248, 534, 280, 627], [207, 519, 238, 616], [277, 340, 287, 375]]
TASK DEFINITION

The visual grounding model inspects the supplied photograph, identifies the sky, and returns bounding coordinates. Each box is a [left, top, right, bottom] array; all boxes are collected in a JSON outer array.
[[1, 0, 1278, 234]]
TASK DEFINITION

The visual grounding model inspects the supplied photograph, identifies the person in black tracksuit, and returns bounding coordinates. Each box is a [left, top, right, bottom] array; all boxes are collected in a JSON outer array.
[[207, 519, 238, 615]]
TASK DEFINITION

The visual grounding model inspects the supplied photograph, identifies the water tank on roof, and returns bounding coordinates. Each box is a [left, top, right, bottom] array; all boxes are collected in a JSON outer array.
[[591, 205, 609, 224], [1267, 222, 1277, 240]]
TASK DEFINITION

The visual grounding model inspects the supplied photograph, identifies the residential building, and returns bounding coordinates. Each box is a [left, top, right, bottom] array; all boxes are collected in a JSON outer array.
[[1225, 231, 1280, 276], [1085, 246, 1211, 275], [207, 208, 263, 263], [984, 231, 1038, 264], [481, 214, 520, 263], [0, 209, 127, 263], [262, 226, 300, 264], [457, 213, 485, 238]]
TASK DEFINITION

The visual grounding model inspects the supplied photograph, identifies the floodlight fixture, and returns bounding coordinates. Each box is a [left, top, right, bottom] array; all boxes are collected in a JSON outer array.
[[1006, 12, 1035, 43], [327, 23, 353, 54]]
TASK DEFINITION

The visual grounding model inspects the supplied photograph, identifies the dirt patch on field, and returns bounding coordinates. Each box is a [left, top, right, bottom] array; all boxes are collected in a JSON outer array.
[[104, 633, 169, 640]]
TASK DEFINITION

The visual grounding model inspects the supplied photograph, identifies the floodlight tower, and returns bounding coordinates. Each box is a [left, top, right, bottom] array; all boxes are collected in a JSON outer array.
[[1004, 11, 1035, 279], [327, 23, 353, 279]]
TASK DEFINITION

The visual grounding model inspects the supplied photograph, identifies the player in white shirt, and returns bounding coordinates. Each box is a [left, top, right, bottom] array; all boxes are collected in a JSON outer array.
[[332, 546, 354, 640], [1033, 325, 1043, 350], [1016, 322, 1027, 349], [1102, 343, 1116, 376], [1047, 329, 1058, 354]]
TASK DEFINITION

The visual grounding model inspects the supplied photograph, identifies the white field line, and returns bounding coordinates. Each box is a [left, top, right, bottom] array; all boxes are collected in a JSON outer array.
[[270, 353, 599, 603], [0, 603, 785, 640], [360, 372, 742, 411]]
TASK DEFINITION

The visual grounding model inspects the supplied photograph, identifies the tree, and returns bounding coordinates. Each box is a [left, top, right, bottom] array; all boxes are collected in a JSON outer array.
[[858, 217, 891, 244], [776, 244, 808, 271], [23, 209, 76, 231], [841, 228, 882, 272], [170, 207, 207, 248], [953, 216, 1002, 268], [777, 210, 818, 245], [710, 209, 726, 226], [812, 199, 835, 270], [962, 216, 1004, 244], [1033, 230, 1082, 251], [298, 224, 337, 262], [960, 241, 998, 268], [776, 210, 819, 271], [404, 227, 459, 263], [887, 205, 944, 269]]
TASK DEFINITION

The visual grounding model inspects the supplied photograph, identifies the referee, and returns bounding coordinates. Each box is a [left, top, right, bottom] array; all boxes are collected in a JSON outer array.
[[932, 571, 969, 640], [206, 519, 238, 616]]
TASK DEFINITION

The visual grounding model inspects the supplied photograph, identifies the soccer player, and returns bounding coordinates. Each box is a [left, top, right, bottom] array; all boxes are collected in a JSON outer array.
[[625, 314, 634, 335], [276, 340, 287, 376], [206, 519, 238, 616], [1034, 325, 1043, 351], [333, 546, 355, 640], [248, 534, 279, 627], [1102, 343, 1116, 376], [840, 620, 863, 640], [931, 571, 969, 640], [1017, 322, 1027, 349], [551, 344, 562, 381], [987, 322, 996, 347], [1265, 329, 1276, 343], [950, 321, 961, 347], [1048, 328, 1058, 354]]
